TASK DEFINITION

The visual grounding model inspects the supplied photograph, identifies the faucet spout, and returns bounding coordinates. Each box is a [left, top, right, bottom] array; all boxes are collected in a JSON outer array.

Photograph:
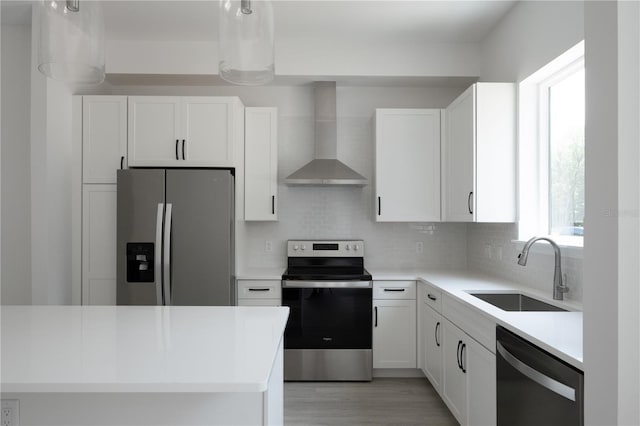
[[516, 237, 569, 300]]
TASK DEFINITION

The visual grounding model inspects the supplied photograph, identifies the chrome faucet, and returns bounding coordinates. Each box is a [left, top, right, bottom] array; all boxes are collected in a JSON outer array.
[[517, 237, 569, 300]]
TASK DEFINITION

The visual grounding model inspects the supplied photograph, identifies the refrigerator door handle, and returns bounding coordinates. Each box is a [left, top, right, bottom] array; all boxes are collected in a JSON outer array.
[[163, 203, 173, 305], [155, 203, 164, 305]]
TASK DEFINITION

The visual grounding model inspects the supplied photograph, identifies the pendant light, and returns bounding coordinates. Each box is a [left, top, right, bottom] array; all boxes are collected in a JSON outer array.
[[218, 0, 275, 85], [38, 0, 105, 85]]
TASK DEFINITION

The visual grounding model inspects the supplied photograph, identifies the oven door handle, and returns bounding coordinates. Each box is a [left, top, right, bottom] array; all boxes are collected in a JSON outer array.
[[497, 341, 576, 401], [282, 280, 372, 289]]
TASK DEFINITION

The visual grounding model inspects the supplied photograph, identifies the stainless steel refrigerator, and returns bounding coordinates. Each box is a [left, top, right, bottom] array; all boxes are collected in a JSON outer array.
[[116, 169, 234, 306]]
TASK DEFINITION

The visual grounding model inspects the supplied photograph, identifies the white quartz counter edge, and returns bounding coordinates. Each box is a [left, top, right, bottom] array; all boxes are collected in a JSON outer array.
[[1, 306, 289, 393], [369, 269, 583, 370]]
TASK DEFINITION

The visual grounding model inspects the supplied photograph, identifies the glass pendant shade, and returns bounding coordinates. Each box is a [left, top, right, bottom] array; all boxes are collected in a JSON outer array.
[[218, 0, 274, 85], [38, 0, 105, 85]]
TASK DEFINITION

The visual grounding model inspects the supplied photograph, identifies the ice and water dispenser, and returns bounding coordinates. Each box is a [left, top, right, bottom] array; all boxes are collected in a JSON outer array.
[[126, 243, 154, 282]]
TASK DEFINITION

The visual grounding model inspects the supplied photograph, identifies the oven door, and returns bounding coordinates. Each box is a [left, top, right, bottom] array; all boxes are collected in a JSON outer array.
[[282, 280, 372, 350]]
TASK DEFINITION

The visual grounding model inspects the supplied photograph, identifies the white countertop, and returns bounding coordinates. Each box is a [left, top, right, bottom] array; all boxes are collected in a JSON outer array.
[[369, 269, 583, 370], [1, 305, 289, 393]]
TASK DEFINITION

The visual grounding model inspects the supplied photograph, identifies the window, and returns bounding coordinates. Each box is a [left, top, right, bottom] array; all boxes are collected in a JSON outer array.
[[519, 41, 585, 247]]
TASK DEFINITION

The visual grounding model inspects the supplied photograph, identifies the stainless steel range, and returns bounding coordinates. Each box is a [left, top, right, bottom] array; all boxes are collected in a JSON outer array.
[[281, 240, 373, 381]]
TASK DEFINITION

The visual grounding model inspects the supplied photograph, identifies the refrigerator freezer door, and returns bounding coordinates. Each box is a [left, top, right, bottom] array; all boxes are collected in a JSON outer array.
[[117, 169, 166, 305], [166, 169, 234, 306]]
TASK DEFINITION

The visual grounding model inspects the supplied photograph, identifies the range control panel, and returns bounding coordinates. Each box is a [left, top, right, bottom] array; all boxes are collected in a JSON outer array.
[[287, 240, 365, 257]]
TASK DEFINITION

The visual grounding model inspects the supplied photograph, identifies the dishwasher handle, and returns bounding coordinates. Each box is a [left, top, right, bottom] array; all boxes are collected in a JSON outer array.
[[497, 341, 576, 402]]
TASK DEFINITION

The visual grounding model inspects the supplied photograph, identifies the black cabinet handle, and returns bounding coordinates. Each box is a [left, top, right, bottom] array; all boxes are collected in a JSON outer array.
[[120, 156, 124, 170], [248, 288, 270, 292], [435, 322, 441, 347], [378, 196, 381, 216], [468, 191, 473, 215], [457, 340, 462, 370], [427, 293, 437, 301], [374, 306, 378, 327], [461, 343, 467, 373], [182, 139, 186, 160], [175, 139, 179, 160], [272, 195, 275, 215], [384, 288, 405, 292]]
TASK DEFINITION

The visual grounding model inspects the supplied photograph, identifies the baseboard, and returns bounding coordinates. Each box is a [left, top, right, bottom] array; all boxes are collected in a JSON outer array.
[[373, 368, 425, 378]]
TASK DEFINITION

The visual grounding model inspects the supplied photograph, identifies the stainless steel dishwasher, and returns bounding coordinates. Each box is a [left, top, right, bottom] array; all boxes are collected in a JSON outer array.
[[496, 326, 584, 426]]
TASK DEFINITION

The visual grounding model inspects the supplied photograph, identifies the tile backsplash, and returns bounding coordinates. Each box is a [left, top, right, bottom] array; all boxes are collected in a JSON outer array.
[[467, 223, 584, 303]]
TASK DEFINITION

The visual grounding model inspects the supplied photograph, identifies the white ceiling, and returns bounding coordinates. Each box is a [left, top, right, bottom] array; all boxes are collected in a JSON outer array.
[[2, 1, 517, 44]]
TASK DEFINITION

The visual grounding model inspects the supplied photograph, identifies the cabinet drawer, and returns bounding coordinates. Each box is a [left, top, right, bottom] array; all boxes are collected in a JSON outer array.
[[237, 280, 281, 300], [373, 281, 416, 300], [419, 280, 442, 313]]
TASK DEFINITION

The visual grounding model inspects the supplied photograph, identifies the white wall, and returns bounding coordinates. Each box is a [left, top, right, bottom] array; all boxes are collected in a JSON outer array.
[[472, 0, 585, 301], [1, 23, 32, 304], [29, 7, 73, 305], [481, 1, 585, 82], [105, 39, 481, 78], [584, 3, 618, 423], [107, 83, 469, 272], [616, 2, 640, 423]]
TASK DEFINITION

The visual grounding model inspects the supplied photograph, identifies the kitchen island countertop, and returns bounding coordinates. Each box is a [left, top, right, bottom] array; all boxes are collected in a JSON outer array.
[[1, 305, 289, 393]]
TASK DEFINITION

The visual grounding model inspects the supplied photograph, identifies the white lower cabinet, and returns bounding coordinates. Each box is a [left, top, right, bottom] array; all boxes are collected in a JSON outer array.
[[82, 185, 117, 305], [236, 280, 281, 306], [422, 304, 443, 392], [442, 319, 468, 423], [373, 281, 417, 369], [441, 318, 496, 426]]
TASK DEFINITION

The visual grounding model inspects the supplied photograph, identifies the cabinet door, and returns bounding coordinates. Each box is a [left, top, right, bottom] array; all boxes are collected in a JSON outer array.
[[182, 97, 235, 166], [423, 305, 444, 394], [443, 86, 475, 222], [245, 107, 278, 221], [466, 336, 496, 426], [375, 109, 441, 222], [82, 185, 117, 305], [82, 96, 127, 183], [442, 319, 467, 425], [475, 83, 516, 223], [128, 96, 181, 166], [373, 299, 417, 368]]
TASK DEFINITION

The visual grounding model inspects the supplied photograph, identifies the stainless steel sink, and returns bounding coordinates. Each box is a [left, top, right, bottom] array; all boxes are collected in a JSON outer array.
[[468, 292, 568, 312]]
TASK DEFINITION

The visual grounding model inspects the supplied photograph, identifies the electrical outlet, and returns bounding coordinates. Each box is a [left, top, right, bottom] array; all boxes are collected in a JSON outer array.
[[415, 242, 424, 253], [1, 399, 19, 426], [265, 240, 273, 253]]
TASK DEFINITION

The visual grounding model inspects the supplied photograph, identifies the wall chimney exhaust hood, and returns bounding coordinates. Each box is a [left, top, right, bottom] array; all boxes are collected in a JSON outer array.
[[285, 82, 367, 186]]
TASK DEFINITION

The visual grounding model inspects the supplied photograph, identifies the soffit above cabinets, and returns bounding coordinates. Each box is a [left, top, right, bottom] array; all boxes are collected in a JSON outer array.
[[99, 1, 516, 44]]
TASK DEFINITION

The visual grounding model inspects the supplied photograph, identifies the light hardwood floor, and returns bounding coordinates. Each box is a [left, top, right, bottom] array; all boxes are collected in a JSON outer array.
[[284, 378, 458, 426]]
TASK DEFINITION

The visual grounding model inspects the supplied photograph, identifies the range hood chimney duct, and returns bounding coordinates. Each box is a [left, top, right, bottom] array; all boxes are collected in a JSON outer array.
[[285, 82, 367, 186]]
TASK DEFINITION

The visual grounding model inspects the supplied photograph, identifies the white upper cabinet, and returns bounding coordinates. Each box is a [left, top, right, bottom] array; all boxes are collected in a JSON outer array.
[[128, 96, 242, 167], [375, 109, 441, 222], [82, 96, 127, 183], [442, 83, 516, 222], [244, 107, 278, 221]]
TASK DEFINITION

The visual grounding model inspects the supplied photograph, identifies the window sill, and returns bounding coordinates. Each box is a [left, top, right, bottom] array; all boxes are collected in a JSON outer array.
[[512, 237, 583, 259]]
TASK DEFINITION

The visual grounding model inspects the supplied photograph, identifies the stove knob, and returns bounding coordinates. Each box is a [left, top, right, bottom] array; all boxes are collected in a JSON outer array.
[[301, 245, 307, 251], [293, 244, 299, 251], [354, 244, 360, 251], [345, 244, 351, 251]]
